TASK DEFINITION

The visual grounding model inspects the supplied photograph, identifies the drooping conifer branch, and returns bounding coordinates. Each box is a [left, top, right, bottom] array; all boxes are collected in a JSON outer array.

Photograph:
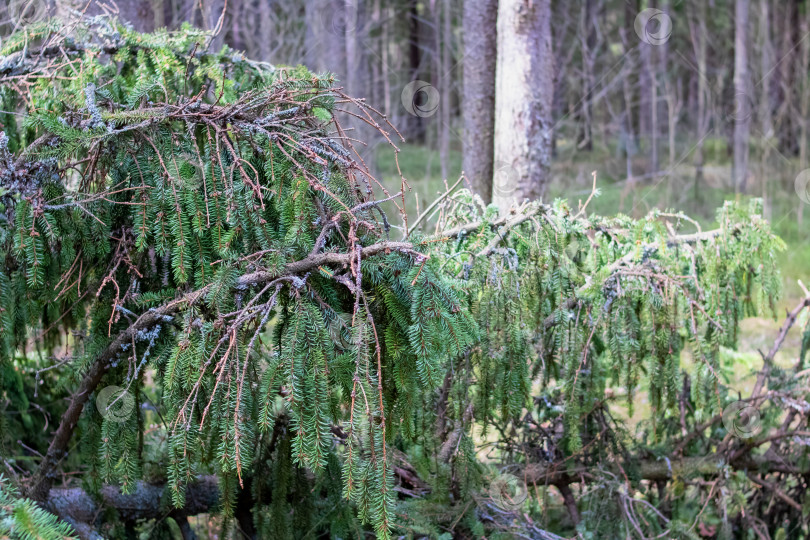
[[0, 16, 806, 540], [28, 239, 418, 500]]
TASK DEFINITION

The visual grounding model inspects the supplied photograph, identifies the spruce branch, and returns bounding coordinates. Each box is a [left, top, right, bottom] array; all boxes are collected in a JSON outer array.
[[28, 240, 417, 501]]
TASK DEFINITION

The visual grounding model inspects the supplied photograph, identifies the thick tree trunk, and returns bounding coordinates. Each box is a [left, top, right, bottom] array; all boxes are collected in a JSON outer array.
[[733, 0, 751, 193], [46, 477, 219, 540], [492, 0, 554, 211], [462, 0, 497, 203]]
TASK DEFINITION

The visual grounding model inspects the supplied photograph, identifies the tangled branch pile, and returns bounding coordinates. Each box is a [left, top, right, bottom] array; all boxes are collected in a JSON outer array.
[[0, 17, 808, 540]]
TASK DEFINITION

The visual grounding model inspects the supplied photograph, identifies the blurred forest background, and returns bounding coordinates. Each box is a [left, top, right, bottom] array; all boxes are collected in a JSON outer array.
[[4, 0, 808, 297]]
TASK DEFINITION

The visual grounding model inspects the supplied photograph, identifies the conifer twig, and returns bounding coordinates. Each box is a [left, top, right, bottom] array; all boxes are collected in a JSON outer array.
[[407, 174, 466, 238], [28, 240, 418, 501]]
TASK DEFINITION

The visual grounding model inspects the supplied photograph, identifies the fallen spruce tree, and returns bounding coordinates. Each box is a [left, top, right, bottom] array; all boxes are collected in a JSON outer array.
[[0, 16, 809, 540]]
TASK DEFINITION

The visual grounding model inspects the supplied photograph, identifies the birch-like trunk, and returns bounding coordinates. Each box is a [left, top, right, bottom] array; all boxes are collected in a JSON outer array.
[[493, 0, 554, 211], [733, 0, 751, 193]]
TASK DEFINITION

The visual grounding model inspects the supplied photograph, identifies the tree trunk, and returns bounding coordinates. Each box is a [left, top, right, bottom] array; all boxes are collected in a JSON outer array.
[[439, 0, 452, 183], [774, 0, 802, 157], [757, 0, 774, 220], [641, 39, 658, 177], [206, 0, 226, 51], [688, 0, 708, 203], [733, 0, 751, 193], [344, 0, 376, 169], [493, 0, 554, 211], [462, 0, 497, 203], [758, 0, 774, 138], [659, 0, 673, 170], [304, 0, 324, 71], [73, 0, 155, 31], [523, 454, 809, 486], [620, 1, 637, 191], [405, 0, 426, 143], [577, 0, 596, 152], [798, 3, 810, 231]]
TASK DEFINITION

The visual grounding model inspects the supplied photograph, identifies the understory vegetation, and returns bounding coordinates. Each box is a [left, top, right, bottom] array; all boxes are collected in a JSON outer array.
[[1, 18, 809, 540]]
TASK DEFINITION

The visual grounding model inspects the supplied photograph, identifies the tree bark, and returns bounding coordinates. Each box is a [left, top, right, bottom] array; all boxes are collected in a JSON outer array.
[[758, 0, 774, 138], [577, 0, 597, 152], [205, 0, 227, 51], [620, 2, 638, 190], [493, 0, 554, 211], [688, 0, 708, 201], [733, 0, 751, 193], [462, 0, 497, 203], [774, 0, 802, 157], [799, 2, 810, 232], [640, 34, 657, 176], [405, 0, 426, 143], [439, 0, 452, 183], [344, 0, 376, 170], [304, 0, 324, 72], [523, 454, 809, 486], [46, 476, 219, 540]]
